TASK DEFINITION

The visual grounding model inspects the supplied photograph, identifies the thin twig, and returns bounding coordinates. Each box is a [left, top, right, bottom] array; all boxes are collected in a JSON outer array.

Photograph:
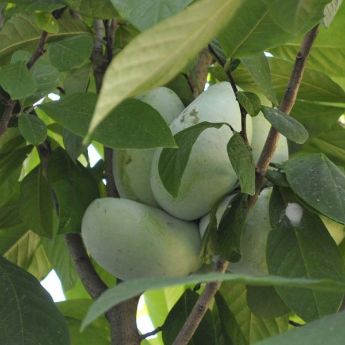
[[172, 259, 229, 345], [0, 100, 16, 137], [208, 44, 248, 143], [26, 31, 49, 70], [140, 326, 163, 340], [104, 147, 119, 197], [173, 25, 320, 345]]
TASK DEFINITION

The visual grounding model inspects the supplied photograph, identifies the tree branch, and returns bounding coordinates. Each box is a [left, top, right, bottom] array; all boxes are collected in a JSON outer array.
[[173, 25, 320, 345], [26, 31, 49, 70], [172, 259, 229, 345], [208, 44, 248, 143], [140, 326, 163, 340]]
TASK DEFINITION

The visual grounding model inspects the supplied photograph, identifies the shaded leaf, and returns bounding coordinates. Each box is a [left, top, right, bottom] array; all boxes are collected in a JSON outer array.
[[18, 114, 47, 145], [0, 257, 69, 345], [236, 91, 261, 117]]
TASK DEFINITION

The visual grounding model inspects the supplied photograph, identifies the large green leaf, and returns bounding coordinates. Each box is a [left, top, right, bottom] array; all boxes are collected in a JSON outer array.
[[255, 311, 345, 345], [0, 14, 90, 62], [81, 273, 345, 329], [18, 114, 47, 145], [111, 0, 193, 31], [158, 122, 225, 197], [218, 283, 289, 344], [270, 3, 345, 78], [66, 0, 118, 19], [88, 0, 245, 136], [217, 0, 329, 58], [284, 153, 345, 224], [19, 167, 59, 237], [40, 93, 176, 149], [0, 257, 69, 345], [267, 188, 345, 321]]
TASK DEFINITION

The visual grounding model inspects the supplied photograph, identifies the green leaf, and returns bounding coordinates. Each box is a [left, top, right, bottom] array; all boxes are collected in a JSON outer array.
[[48, 34, 93, 71], [267, 189, 345, 321], [261, 106, 309, 144], [255, 311, 345, 345], [40, 93, 176, 149], [162, 289, 217, 345], [81, 273, 345, 329], [284, 153, 345, 224], [47, 149, 99, 234], [0, 61, 37, 99], [227, 133, 255, 195], [0, 14, 90, 62], [111, 0, 193, 31], [9, 0, 66, 12], [62, 129, 84, 161], [19, 167, 59, 237], [18, 114, 47, 145], [88, 0, 246, 136], [323, 0, 343, 26], [0, 257, 69, 345], [158, 122, 225, 197], [246, 286, 290, 318], [240, 53, 277, 105], [43, 235, 79, 290], [66, 0, 118, 19], [236, 91, 261, 117]]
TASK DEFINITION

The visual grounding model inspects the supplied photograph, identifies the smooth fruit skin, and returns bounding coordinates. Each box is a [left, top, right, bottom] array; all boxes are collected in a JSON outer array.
[[81, 198, 202, 280], [251, 112, 289, 164], [150, 82, 252, 221], [113, 87, 184, 207]]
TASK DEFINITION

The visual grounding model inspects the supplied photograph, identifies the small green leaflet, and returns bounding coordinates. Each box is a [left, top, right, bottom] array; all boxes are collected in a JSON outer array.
[[18, 114, 47, 145], [48, 34, 93, 71], [255, 311, 345, 345], [261, 106, 309, 144], [0, 257, 70, 345], [284, 153, 345, 224], [236, 91, 261, 116], [240, 53, 278, 105], [81, 272, 345, 330], [40, 93, 176, 149], [158, 122, 225, 197], [227, 133, 255, 195], [34, 12, 59, 33], [0, 61, 37, 100]]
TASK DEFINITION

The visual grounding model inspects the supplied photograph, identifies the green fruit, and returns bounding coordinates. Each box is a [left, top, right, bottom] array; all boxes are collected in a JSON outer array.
[[113, 87, 184, 206], [150, 82, 252, 221], [81, 198, 202, 280], [251, 113, 289, 164]]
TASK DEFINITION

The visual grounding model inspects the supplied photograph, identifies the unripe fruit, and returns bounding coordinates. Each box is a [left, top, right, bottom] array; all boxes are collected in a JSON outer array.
[[81, 198, 202, 280], [251, 113, 289, 164], [150, 82, 252, 221], [113, 87, 184, 206]]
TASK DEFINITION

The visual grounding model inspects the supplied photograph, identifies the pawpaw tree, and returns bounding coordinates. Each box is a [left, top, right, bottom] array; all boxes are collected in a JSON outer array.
[[0, 1, 345, 345]]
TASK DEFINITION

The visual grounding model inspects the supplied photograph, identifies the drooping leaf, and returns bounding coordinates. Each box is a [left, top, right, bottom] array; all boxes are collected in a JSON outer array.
[[255, 311, 345, 345], [81, 272, 345, 329], [227, 133, 255, 195], [19, 167, 59, 237], [284, 153, 345, 224], [267, 188, 345, 321], [162, 289, 218, 345], [18, 114, 47, 145], [158, 122, 225, 197], [111, 0, 193, 31], [0, 257, 69, 345], [88, 0, 246, 136], [0, 61, 37, 99], [40, 93, 176, 149], [240, 53, 277, 105], [261, 106, 309, 144]]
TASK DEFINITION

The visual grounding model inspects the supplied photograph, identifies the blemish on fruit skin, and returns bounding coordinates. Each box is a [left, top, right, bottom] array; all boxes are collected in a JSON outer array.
[[180, 108, 199, 125]]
